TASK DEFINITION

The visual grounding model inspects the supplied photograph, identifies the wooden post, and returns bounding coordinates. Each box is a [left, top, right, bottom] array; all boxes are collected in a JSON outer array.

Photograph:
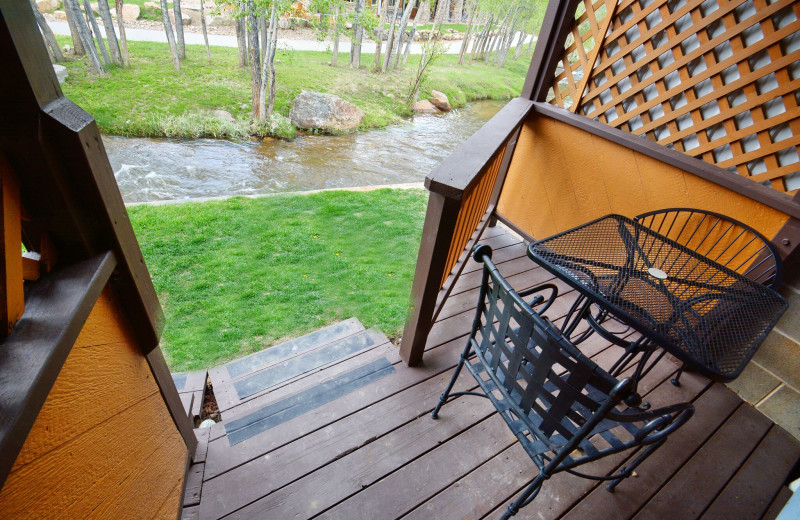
[[0, 153, 24, 334], [521, 0, 582, 101], [400, 192, 461, 366]]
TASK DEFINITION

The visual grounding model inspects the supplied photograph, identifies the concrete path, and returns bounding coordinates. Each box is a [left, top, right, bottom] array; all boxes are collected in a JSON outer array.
[[45, 19, 480, 54]]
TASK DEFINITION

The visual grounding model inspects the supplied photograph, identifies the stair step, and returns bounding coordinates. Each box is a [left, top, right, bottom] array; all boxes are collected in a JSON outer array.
[[222, 318, 364, 382], [233, 329, 378, 400], [224, 357, 396, 446]]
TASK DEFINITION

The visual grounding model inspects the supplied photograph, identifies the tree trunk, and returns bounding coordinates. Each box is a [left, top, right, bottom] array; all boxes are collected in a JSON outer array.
[[64, 2, 85, 54], [173, 0, 185, 59], [452, 0, 463, 22], [65, 0, 103, 71], [470, 14, 489, 63], [525, 31, 535, 54], [513, 31, 525, 59], [97, 0, 121, 65], [457, 0, 475, 65], [390, 0, 413, 71], [116, 0, 129, 66], [159, 0, 180, 70], [266, 7, 279, 118], [83, 0, 111, 65], [199, 0, 210, 62], [350, 0, 364, 68], [416, 0, 430, 24], [381, 1, 397, 72], [259, 17, 268, 63], [400, 23, 415, 68], [30, 0, 64, 62], [373, 0, 388, 71], [332, 6, 340, 66], [495, 4, 519, 66], [236, 1, 248, 67], [258, 4, 273, 122], [247, 0, 261, 120]]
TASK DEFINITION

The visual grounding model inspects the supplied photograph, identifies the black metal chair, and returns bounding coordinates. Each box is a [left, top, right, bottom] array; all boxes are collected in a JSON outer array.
[[634, 208, 783, 288], [431, 245, 694, 520]]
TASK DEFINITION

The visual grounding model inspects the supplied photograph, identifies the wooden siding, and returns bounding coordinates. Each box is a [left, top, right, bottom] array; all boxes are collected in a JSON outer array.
[[0, 286, 185, 520], [496, 114, 792, 239], [544, 0, 800, 193]]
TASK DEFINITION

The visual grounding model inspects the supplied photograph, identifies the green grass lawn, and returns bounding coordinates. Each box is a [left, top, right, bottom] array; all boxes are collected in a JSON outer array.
[[128, 188, 428, 371], [57, 36, 530, 138]]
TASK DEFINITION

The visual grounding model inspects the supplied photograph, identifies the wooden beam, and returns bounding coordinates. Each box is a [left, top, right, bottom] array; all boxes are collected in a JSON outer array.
[[0, 3, 163, 353], [21, 253, 39, 281], [400, 192, 461, 366], [522, 0, 583, 102], [0, 152, 23, 334], [146, 346, 199, 458], [571, 0, 618, 112]]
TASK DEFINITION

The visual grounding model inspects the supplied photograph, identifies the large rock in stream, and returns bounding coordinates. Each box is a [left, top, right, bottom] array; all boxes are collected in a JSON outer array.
[[289, 91, 364, 133]]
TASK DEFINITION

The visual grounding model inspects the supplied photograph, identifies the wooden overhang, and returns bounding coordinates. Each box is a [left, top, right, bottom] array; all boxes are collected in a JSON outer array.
[[0, 0, 196, 490]]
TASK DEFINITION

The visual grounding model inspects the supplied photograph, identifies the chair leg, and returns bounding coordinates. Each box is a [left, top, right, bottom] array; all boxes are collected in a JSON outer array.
[[431, 340, 472, 419], [606, 440, 666, 492], [671, 364, 686, 387], [500, 474, 547, 520]]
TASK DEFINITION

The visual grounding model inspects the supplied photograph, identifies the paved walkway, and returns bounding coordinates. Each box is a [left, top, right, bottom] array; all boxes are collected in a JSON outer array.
[[46, 19, 496, 54]]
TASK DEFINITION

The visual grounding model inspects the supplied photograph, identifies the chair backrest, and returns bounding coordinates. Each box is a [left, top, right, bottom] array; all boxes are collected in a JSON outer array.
[[634, 208, 784, 289], [470, 246, 626, 449]]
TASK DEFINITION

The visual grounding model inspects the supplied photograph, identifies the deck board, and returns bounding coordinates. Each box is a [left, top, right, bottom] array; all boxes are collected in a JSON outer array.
[[186, 225, 800, 520]]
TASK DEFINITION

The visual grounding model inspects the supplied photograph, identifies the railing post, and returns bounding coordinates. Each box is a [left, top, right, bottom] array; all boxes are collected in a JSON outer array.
[[0, 153, 24, 334], [400, 191, 462, 366]]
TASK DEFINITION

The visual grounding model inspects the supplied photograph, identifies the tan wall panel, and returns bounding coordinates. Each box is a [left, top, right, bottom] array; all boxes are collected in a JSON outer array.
[[0, 285, 186, 520], [74, 288, 138, 347], [497, 116, 791, 240]]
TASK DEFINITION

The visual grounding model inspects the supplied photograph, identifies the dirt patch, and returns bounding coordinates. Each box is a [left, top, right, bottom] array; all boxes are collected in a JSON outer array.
[[199, 376, 221, 424]]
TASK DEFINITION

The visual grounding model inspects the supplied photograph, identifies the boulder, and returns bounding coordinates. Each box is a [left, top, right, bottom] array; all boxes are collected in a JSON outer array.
[[125, 3, 141, 19], [413, 100, 438, 113], [212, 109, 236, 123], [36, 0, 59, 13], [143, 1, 160, 9], [289, 91, 364, 132], [208, 14, 236, 27], [53, 64, 68, 85], [113, 4, 140, 20], [54, 9, 68, 20], [278, 17, 290, 29], [169, 10, 192, 25], [429, 90, 451, 112], [62, 44, 72, 53]]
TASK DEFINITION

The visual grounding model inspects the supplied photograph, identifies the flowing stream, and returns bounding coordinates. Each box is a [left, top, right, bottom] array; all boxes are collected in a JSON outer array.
[[105, 100, 507, 204]]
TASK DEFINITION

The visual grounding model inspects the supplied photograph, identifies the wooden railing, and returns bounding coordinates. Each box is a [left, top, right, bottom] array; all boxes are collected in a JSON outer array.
[[399, 98, 534, 365]]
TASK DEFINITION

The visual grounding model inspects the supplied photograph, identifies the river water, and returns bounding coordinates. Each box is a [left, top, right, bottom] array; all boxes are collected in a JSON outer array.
[[105, 100, 507, 203]]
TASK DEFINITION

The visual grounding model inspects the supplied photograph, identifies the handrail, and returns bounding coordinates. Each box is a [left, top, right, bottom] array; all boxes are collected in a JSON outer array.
[[400, 98, 534, 366]]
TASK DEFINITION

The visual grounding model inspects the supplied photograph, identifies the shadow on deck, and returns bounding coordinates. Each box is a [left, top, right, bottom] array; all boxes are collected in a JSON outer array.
[[182, 225, 800, 520]]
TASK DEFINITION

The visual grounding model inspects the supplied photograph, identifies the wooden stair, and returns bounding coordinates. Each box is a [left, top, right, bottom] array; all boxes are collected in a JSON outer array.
[[180, 319, 396, 515]]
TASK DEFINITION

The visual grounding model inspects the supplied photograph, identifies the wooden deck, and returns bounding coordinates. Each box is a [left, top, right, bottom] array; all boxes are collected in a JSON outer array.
[[182, 225, 800, 520]]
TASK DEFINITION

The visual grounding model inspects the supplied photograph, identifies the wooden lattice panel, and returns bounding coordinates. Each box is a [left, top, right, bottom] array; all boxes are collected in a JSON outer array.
[[550, 0, 618, 109], [547, 0, 800, 193]]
